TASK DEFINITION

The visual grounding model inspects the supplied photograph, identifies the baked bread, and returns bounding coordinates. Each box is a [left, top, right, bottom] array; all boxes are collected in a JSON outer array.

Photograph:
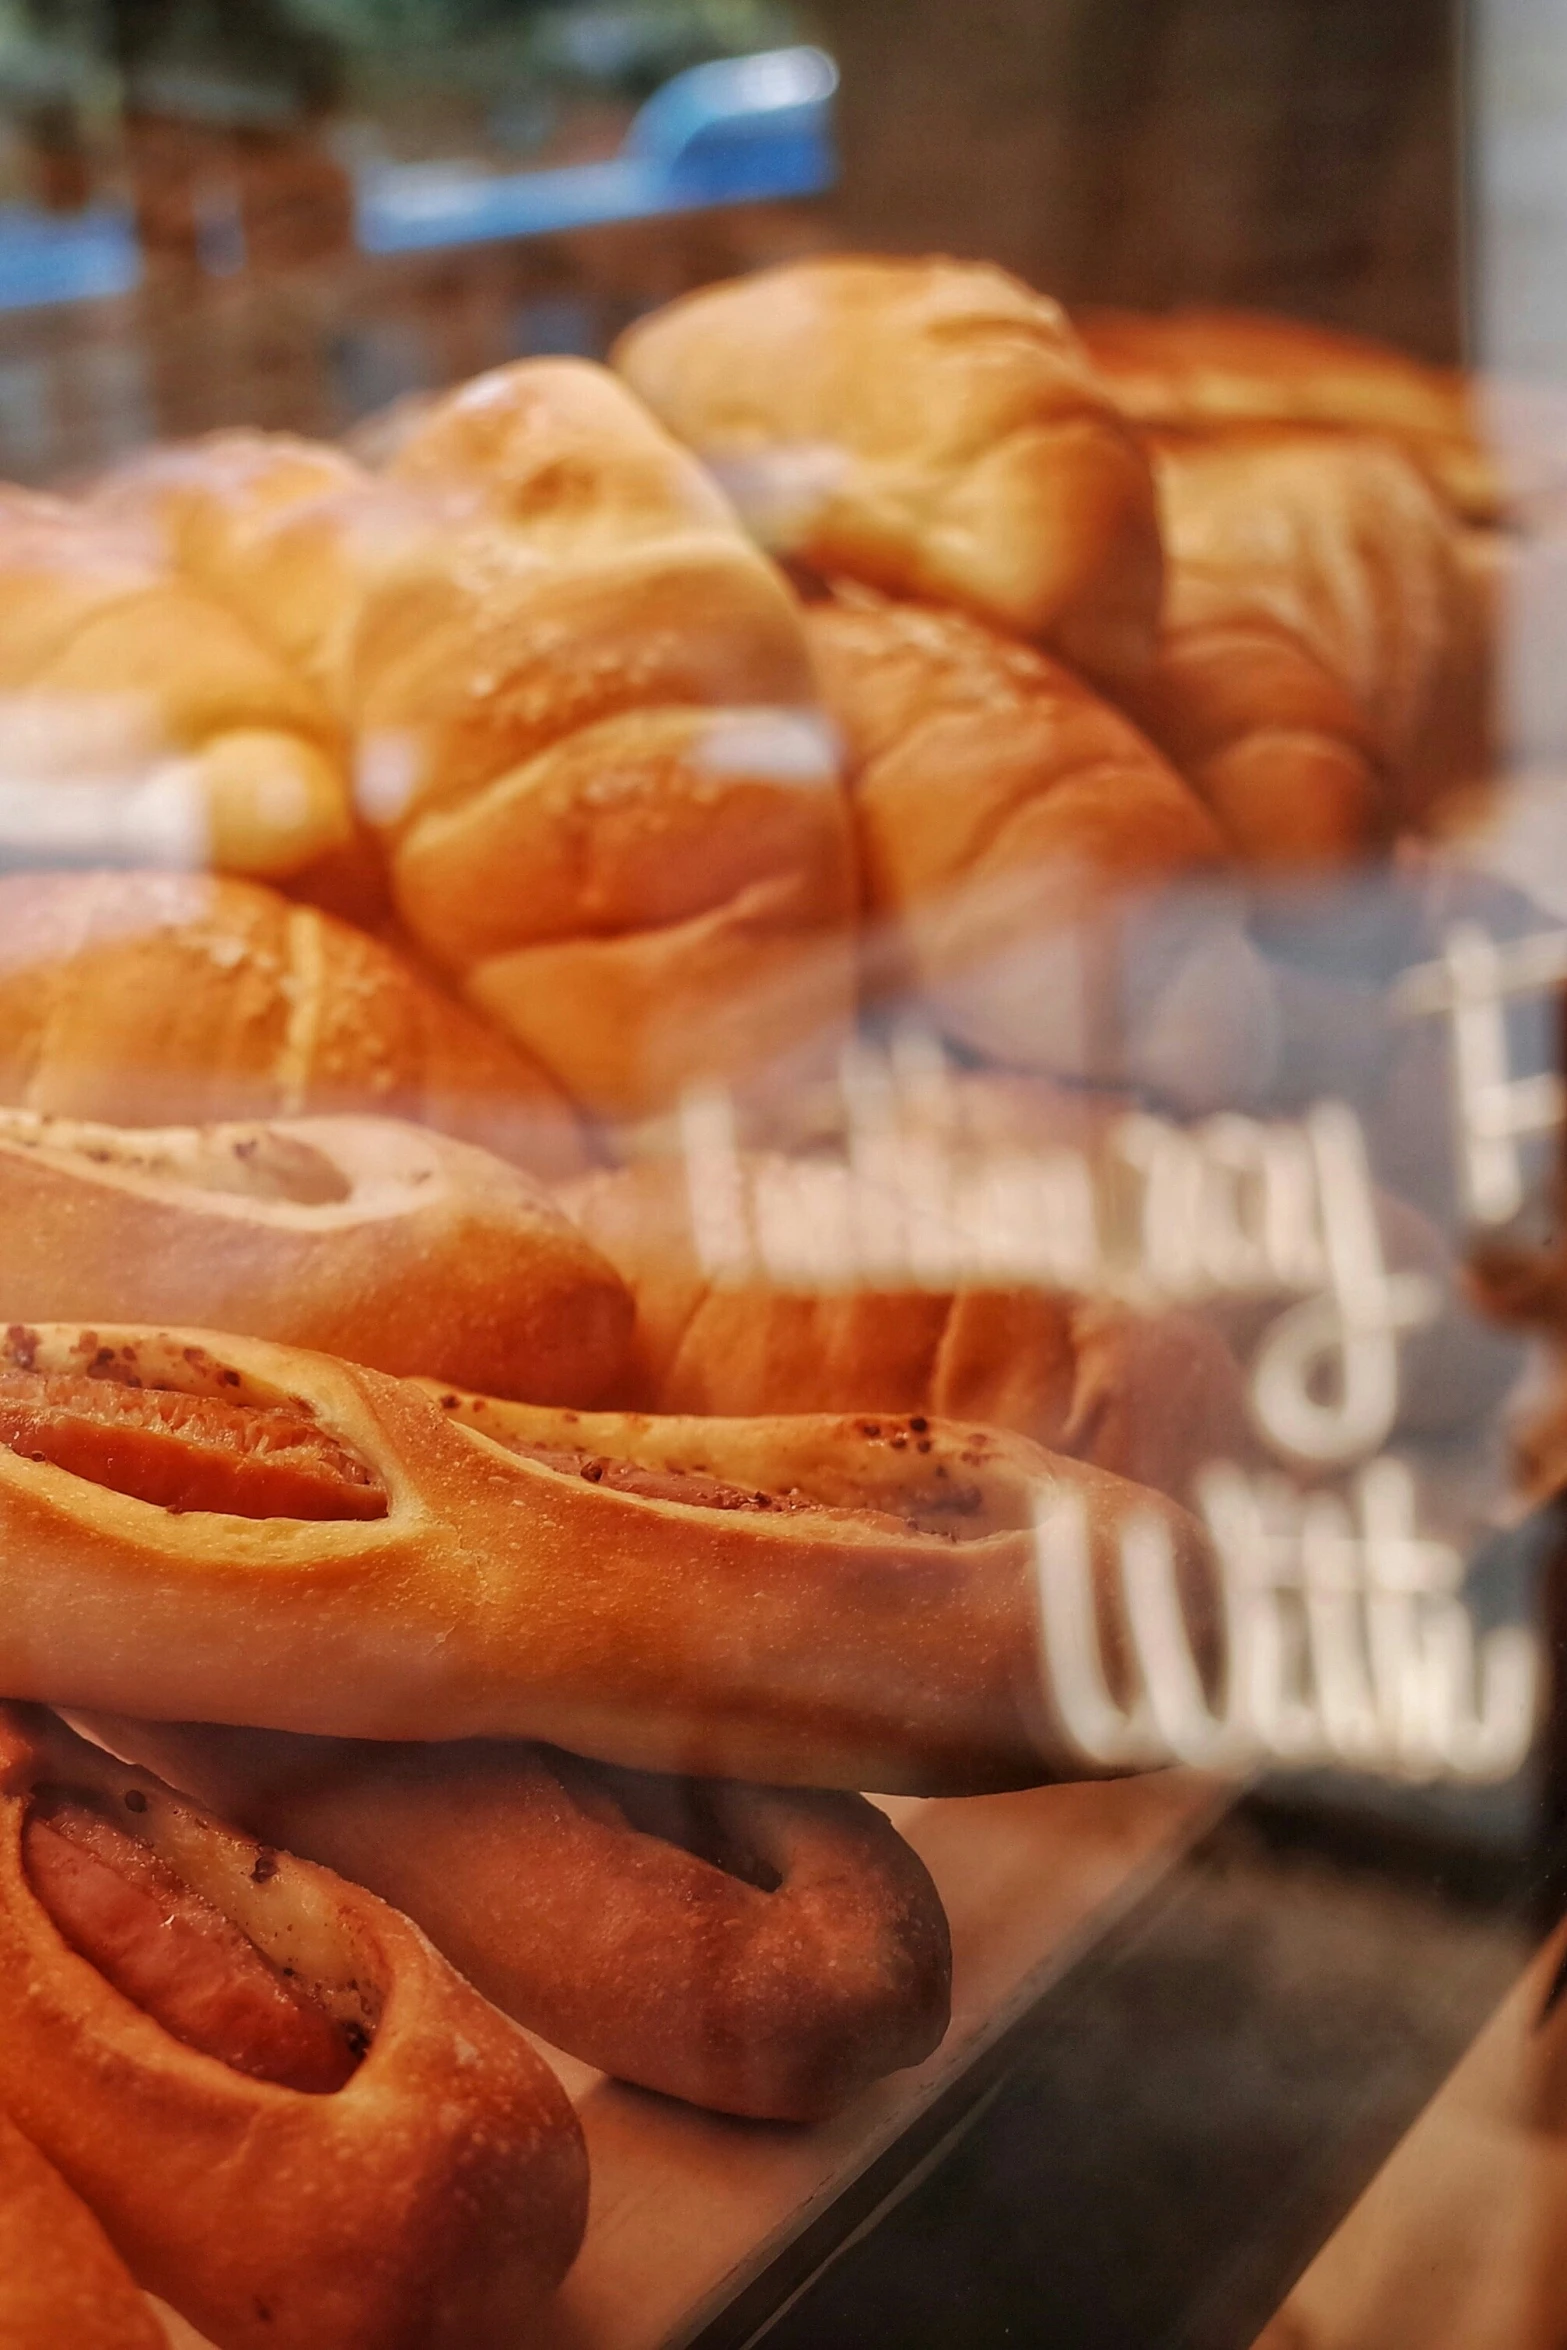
[[802, 584, 1267, 1095], [0, 869, 587, 1183], [0, 1704, 586, 2350], [1076, 305, 1498, 522], [614, 255, 1163, 688], [0, 1322, 1219, 1792], [90, 430, 375, 705], [80, 1717, 953, 2123], [0, 487, 352, 881], [0, 2111, 166, 2350], [561, 1152, 1250, 1506], [97, 380, 860, 1126], [1131, 428, 1474, 867], [0, 1108, 630, 1401]]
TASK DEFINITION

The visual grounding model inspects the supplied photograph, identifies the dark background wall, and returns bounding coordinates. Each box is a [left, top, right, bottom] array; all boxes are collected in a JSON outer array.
[[811, 0, 1463, 358], [0, 0, 1466, 482]]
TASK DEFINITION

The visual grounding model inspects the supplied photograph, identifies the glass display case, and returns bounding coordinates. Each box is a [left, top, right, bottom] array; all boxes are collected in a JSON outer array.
[[0, 5, 1562, 2347]]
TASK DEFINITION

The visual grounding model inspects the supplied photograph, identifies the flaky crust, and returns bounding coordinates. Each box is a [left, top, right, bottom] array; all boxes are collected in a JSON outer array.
[[98, 382, 859, 1125], [1131, 429, 1473, 867], [0, 486, 352, 881], [82, 1718, 953, 2123], [0, 870, 586, 1182], [90, 429, 374, 704], [1076, 305, 1497, 522], [805, 585, 1229, 1071], [0, 2112, 165, 2350], [0, 1706, 586, 2350], [373, 361, 858, 1119], [561, 1153, 1250, 1506], [0, 1109, 630, 1401], [0, 1323, 1218, 1793], [614, 256, 1162, 686], [810, 585, 1221, 908]]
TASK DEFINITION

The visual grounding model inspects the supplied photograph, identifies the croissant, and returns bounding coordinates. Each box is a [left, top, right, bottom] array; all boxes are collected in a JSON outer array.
[[802, 584, 1269, 1098], [0, 869, 587, 1183], [0, 2111, 166, 2350], [97, 372, 860, 1126], [1130, 429, 1474, 868], [1076, 305, 1498, 523], [0, 1107, 630, 1401], [0, 487, 352, 882], [0, 1321, 1218, 1793], [561, 1152, 1250, 1506], [614, 255, 1162, 688], [0, 1704, 586, 2350], [90, 429, 373, 704], [79, 1715, 953, 2123]]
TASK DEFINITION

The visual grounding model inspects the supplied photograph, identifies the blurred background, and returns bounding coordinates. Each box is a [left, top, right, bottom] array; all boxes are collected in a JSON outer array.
[[0, 0, 1474, 483]]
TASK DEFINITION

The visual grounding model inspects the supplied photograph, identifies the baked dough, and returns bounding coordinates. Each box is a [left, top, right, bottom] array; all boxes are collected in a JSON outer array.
[[80, 1717, 953, 2123], [0, 486, 352, 880], [0, 1704, 586, 2350], [0, 869, 587, 1183], [0, 1108, 630, 1402], [0, 1322, 1219, 1793], [0, 2109, 166, 2350], [1077, 305, 1497, 522], [615, 255, 1163, 687]]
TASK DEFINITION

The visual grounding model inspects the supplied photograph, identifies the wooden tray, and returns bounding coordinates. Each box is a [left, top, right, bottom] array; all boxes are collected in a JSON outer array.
[[151, 1770, 1224, 2350], [531, 1770, 1226, 2350]]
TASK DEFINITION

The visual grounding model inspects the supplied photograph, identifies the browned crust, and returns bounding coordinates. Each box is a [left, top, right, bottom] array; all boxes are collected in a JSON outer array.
[[808, 587, 1223, 920], [0, 1323, 1220, 1793], [0, 870, 587, 1184], [0, 2110, 165, 2350], [613, 255, 1163, 687], [0, 1109, 632, 1403], [0, 1705, 586, 2350], [1075, 305, 1496, 522], [80, 1718, 954, 2123], [1127, 430, 1473, 868], [560, 1153, 1252, 1507]]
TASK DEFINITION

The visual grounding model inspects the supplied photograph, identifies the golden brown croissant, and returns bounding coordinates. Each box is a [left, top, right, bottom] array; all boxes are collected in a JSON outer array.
[[614, 255, 1163, 688], [0, 1107, 630, 1401], [0, 488, 352, 881], [1130, 429, 1474, 868], [802, 584, 1268, 1093], [1076, 305, 1498, 523], [0, 2111, 167, 2350], [561, 1152, 1250, 1506], [0, 869, 587, 1183], [91, 430, 372, 704], [0, 1704, 586, 2350], [79, 1716, 953, 2123], [0, 1321, 1218, 1793], [97, 373, 860, 1125]]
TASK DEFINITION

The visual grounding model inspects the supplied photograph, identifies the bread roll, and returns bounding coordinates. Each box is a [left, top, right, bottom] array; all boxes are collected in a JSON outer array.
[[0, 2112, 166, 2350], [0, 1108, 630, 1401], [0, 488, 352, 881], [614, 256, 1162, 688], [0, 1321, 1219, 1792], [1132, 429, 1473, 867], [79, 1717, 953, 2123], [802, 585, 1268, 1094], [373, 360, 858, 1120], [0, 1704, 586, 2350], [91, 430, 373, 702], [97, 378, 860, 1126], [562, 1153, 1249, 1506], [0, 870, 587, 1183], [1076, 305, 1498, 522]]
